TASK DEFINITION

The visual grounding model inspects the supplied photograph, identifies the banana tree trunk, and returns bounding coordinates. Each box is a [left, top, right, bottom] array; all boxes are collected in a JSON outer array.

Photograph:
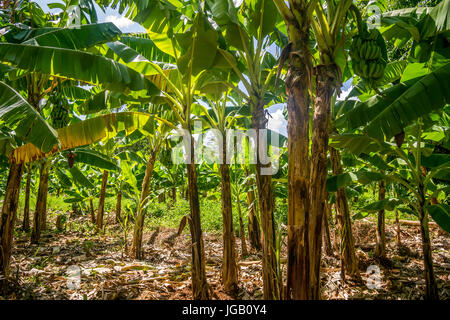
[[308, 65, 337, 299], [186, 134, 209, 300], [330, 147, 359, 277], [115, 192, 122, 224], [96, 170, 109, 231], [247, 190, 261, 251], [219, 144, 238, 292], [236, 194, 248, 257], [322, 202, 333, 256], [22, 164, 32, 232], [0, 162, 24, 287], [375, 180, 386, 259], [418, 184, 439, 300], [130, 153, 156, 259], [171, 187, 177, 203], [286, 32, 312, 300], [244, 166, 261, 250], [31, 160, 49, 244], [89, 198, 95, 224], [252, 99, 279, 300]]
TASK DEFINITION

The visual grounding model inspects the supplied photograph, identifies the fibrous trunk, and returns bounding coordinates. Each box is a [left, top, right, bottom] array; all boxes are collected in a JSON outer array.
[[22, 165, 32, 232], [219, 137, 238, 292], [375, 180, 386, 259], [186, 135, 209, 299], [322, 202, 333, 256], [116, 192, 122, 224], [330, 147, 359, 277], [245, 166, 261, 250], [130, 153, 155, 259], [31, 160, 49, 244], [286, 27, 311, 300], [308, 64, 337, 299], [236, 194, 248, 257], [418, 184, 439, 300], [171, 187, 177, 203], [252, 99, 279, 300], [89, 199, 95, 224], [96, 170, 109, 231], [0, 162, 24, 288]]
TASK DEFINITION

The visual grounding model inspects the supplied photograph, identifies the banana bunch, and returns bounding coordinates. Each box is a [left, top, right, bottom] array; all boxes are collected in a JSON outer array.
[[350, 28, 387, 83], [49, 91, 70, 129]]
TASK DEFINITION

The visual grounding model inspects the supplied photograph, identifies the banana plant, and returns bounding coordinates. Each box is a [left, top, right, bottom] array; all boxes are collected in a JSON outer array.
[[129, 114, 172, 260], [194, 86, 253, 292], [107, 6, 234, 297], [330, 107, 449, 300], [205, 0, 284, 299]]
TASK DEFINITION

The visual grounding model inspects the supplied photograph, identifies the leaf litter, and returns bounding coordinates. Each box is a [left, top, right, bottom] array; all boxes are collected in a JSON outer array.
[[2, 214, 449, 300]]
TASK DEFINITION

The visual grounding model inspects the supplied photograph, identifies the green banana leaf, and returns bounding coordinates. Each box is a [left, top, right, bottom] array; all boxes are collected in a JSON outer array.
[[69, 165, 95, 189], [0, 43, 159, 95], [68, 149, 120, 171], [427, 204, 450, 233], [335, 62, 450, 141], [23, 23, 122, 50], [0, 81, 59, 153]]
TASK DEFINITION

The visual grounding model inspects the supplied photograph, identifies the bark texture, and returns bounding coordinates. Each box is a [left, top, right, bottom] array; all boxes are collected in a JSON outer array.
[[330, 147, 359, 277], [246, 191, 261, 251], [322, 203, 333, 256], [0, 162, 24, 287], [285, 18, 312, 299], [171, 187, 177, 203], [186, 136, 209, 299], [308, 65, 338, 298], [96, 170, 109, 231], [22, 165, 32, 232], [116, 192, 122, 224], [89, 199, 95, 224], [252, 99, 279, 300], [245, 167, 261, 251], [31, 161, 49, 244], [236, 195, 248, 257], [375, 180, 386, 259], [219, 145, 238, 292], [130, 153, 156, 259], [418, 184, 439, 300]]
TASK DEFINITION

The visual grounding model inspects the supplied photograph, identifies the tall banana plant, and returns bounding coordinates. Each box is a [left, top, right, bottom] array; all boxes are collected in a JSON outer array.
[[103, 4, 230, 297], [330, 111, 449, 300], [206, 0, 284, 299], [0, 80, 58, 284], [308, 0, 365, 291], [129, 111, 173, 259], [272, 0, 350, 299], [331, 2, 450, 298], [194, 87, 243, 293]]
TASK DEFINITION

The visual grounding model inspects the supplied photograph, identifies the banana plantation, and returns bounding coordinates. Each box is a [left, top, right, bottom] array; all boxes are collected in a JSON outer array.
[[0, 0, 449, 302]]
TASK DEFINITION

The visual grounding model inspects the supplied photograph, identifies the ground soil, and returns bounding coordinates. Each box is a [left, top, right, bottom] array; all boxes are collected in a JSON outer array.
[[2, 213, 449, 300]]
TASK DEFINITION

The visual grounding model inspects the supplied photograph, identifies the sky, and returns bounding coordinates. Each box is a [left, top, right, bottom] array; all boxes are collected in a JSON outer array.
[[34, 0, 145, 33], [31, 1, 350, 139]]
